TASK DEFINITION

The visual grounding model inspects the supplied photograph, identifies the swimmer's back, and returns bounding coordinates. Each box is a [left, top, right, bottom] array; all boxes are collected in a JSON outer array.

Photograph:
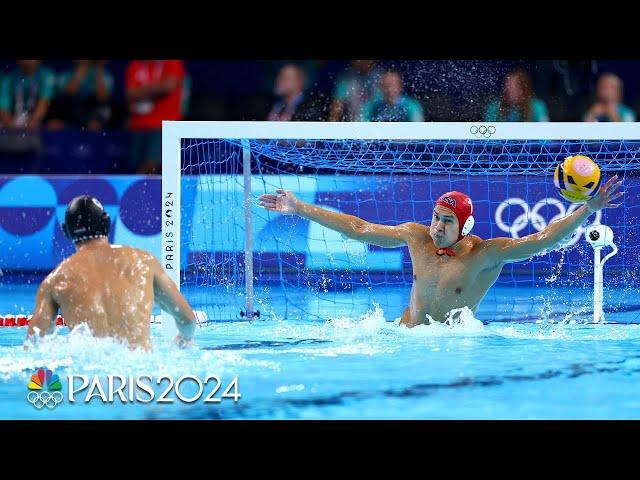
[[48, 243, 156, 347]]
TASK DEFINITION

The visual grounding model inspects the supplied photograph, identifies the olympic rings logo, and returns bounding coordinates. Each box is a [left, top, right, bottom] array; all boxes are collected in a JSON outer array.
[[494, 197, 602, 246], [26, 390, 64, 410], [470, 125, 496, 138]]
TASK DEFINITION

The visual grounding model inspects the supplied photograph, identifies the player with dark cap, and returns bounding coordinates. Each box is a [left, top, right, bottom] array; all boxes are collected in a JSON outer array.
[[26, 195, 196, 350], [259, 179, 623, 326]]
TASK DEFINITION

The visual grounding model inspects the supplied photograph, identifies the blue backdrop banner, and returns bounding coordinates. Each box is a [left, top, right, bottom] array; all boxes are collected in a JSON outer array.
[[1, 175, 637, 279], [0, 175, 161, 270]]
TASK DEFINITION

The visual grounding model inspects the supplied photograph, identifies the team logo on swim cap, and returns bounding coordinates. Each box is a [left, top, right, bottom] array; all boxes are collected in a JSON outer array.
[[440, 196, 457, 207], [26, 368, 63, 410]]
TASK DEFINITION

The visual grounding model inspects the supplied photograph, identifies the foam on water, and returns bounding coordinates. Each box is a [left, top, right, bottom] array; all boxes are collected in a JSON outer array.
[[208, 304, 488, 344], [0, 322, 280, 383], [0, 305, 489, 381], [2, 301, 639, 388]]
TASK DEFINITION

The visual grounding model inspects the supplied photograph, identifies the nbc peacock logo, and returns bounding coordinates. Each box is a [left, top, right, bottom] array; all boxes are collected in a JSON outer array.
[[26, 368, 64, 410]]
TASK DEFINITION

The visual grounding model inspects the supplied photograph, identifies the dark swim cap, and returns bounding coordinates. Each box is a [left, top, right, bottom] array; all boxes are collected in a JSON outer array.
[[62, 195, 111, 243]]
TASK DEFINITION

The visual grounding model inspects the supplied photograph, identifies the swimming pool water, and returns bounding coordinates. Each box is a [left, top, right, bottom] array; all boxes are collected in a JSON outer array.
[[2, 283, 640, 419]]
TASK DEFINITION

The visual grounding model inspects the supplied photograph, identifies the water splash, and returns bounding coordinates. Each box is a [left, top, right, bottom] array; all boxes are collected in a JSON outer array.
[[397, 306, 487, 337], [544, 245, 568, 284], [0, 322, 280, 383]]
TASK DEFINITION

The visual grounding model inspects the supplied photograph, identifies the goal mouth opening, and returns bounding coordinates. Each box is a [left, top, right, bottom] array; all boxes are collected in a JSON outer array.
[[163, 123, 640, 324]]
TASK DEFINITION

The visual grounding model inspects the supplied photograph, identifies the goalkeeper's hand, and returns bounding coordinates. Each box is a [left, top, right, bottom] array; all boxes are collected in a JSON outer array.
[[258, 189, 299, 215]]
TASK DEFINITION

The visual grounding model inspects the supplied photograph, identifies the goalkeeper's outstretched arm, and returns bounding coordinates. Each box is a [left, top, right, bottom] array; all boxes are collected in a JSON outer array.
[[259, 189, 421, 248]]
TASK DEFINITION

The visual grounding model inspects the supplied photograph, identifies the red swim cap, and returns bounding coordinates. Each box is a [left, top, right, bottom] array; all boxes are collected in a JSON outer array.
[[435, 191, 474, 241]]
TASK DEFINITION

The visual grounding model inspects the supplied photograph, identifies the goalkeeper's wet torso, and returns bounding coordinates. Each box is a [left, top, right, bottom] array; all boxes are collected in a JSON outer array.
[[401, 233, 503, 326]]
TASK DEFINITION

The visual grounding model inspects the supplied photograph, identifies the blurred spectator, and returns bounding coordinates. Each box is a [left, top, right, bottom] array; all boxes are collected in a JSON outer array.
[[361, 71, 424, 122], [0, 60, 55, 130], [0, 60, 55, 165], [47, 60, 114, 131], [266, 64, 324, 121], [484, 69, 549, 122], [263, 60, 327, 95], [533, 60, 597, 120], [329, 60, 383, 121], [125, 60, 185, 174], [583, 73, 636, 122]]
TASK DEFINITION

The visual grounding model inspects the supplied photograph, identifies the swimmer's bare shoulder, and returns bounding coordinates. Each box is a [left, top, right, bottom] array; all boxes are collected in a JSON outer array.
[[467, 235, 508, 270], [44, 256, 74, 286], [397, 222, 430, 243], [468, 234, 485, 248], [121, 245, 157, 263], [400, 222, 429, 234]]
